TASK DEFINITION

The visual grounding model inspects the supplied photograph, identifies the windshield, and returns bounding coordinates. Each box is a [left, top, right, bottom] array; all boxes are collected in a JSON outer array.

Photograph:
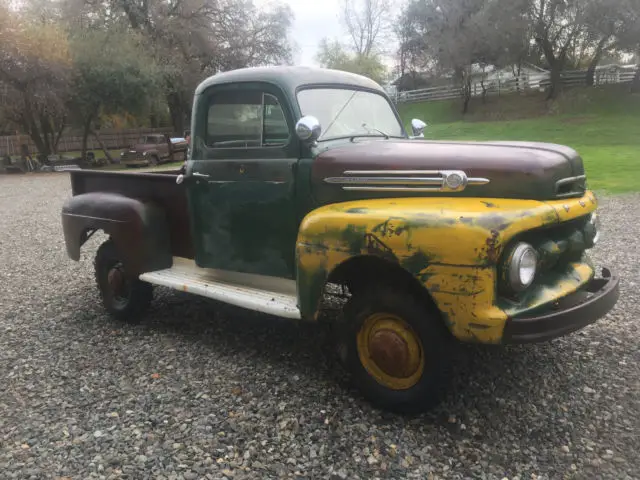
[[139, 136, 158, 144], [297, 88, 405, 141]]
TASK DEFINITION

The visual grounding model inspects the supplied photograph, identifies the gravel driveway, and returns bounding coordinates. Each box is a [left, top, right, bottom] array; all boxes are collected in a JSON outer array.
[[0, 173, 638, 480]]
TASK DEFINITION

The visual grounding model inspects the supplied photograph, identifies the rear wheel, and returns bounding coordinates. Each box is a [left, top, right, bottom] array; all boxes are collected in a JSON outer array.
[[340, 286, 451, 413], [94, 240, 153, 323]]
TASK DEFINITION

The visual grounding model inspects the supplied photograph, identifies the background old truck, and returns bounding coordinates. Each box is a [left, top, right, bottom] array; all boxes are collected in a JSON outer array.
[[120, 133, 188, 167], [61, 66, 619, 413]]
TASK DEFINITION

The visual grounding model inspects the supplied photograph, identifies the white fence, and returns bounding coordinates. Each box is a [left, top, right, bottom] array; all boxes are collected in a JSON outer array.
[[392, 67, 638, 104]]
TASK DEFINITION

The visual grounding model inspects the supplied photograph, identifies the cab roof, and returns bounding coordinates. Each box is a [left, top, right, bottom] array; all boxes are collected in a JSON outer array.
[[194, 66, 385, 97]]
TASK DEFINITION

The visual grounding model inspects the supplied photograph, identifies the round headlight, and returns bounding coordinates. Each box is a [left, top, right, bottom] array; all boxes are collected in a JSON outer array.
[[506, 242, 538, 291]]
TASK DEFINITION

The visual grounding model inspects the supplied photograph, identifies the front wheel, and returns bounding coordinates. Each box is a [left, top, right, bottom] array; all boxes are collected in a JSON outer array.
[[340, 286, 451, 413], [94, 240, 153, 323]]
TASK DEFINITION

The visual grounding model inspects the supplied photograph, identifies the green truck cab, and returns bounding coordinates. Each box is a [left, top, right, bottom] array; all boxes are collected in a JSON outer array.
[[61, 66, 619, 412]]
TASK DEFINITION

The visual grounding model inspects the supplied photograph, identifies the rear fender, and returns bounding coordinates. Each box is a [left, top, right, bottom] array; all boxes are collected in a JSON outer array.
[[61, 192, 172, 275]]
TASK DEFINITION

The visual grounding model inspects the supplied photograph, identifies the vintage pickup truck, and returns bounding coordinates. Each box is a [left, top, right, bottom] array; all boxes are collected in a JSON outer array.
[[120, 133, 188, 167], [61, 66, 619, 412]]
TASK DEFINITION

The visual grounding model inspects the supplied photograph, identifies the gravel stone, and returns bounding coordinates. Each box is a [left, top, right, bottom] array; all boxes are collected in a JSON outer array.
[[0, 174, 639, 479]]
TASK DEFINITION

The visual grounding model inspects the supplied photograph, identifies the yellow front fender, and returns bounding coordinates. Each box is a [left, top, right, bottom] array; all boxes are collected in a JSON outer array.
[[295, 192, 597, 343]]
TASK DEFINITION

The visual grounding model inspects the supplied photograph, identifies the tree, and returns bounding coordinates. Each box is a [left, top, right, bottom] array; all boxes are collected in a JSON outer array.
[[0, 3, 71, 158], [342, 0, 391, 57], [613, 0, 640, 90], [315, 0, 391, 84], [69, 29, 160, 162], [396, 0, 530, 112], [529, 0, 593, 98], [102, 0, 294, 133], [316, 39, 388, 84]]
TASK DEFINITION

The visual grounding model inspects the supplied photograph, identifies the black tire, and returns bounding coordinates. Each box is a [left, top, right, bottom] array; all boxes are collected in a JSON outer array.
[[149, 155, 159, 166], [340, 286, 451, 413], [94, 240, 153, 323]]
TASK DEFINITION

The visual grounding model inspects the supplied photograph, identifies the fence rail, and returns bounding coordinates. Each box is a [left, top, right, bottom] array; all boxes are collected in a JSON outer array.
[[392, 67, 638, 104], [0, 127, 174, 157]]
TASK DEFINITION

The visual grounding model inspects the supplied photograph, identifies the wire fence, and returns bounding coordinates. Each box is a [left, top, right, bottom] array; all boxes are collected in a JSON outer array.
[[392, 67, 638, 104]]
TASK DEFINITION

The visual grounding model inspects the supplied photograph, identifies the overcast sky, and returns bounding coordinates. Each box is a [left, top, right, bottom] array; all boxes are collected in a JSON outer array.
[[255, 0, 399, 68]]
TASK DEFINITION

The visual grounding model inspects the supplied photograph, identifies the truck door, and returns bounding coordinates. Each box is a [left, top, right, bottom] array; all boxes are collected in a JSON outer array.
[[185, 82, 300, 279]]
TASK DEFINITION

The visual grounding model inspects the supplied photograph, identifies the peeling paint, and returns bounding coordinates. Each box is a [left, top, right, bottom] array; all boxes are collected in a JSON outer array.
[[401, 250, 434, 275], [296, 192, 598, 343], [346, 207, 368, 214]]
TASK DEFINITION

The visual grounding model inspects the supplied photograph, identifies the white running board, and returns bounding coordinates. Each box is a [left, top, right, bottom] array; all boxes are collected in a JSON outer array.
[[139, 257, 301, 319]]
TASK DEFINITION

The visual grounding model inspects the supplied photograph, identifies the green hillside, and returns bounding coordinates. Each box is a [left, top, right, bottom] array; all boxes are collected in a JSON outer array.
[[396, 86, 640, 193]]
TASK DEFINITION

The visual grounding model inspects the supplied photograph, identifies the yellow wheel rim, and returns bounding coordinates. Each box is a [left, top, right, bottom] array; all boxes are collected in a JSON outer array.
[[356, 312, 424, 390]]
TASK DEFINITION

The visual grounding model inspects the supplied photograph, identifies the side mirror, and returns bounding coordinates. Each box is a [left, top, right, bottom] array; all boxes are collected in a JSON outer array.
[[410, 118, 427, 138], [295, 115, 322, 144]]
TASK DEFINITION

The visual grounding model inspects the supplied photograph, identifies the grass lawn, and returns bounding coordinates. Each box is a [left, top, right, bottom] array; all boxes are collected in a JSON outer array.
[[397, 88, 640, 194]]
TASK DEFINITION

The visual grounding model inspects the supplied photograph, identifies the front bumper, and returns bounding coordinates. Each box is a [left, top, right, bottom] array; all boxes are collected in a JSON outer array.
[[502, 267, 619, 343], [122, 158, 150, 167]]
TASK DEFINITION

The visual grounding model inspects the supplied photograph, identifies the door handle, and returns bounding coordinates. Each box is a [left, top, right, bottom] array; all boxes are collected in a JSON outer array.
[[176, 171, 210, 185]]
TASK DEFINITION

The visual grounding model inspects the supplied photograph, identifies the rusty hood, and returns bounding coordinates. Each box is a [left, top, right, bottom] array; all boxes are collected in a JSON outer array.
[[310, 138, 586, 204]]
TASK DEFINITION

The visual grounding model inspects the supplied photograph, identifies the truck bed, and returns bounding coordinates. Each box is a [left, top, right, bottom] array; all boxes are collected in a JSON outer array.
[[69, 169, 194, 259]]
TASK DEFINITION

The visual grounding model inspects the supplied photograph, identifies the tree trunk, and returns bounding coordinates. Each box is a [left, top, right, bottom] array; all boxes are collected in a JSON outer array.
[[461, 76, 472, 114], [91, 129, 115, 163], [547, 64, 561, 100], [53, 120, 65, 152], [81, 115, 93, 164], [39, 111, 55, 156], [586, 36, 610, 87], [20, 94, 50, 157], [167, 91, 186, 134], [536, 37, 562, 100]]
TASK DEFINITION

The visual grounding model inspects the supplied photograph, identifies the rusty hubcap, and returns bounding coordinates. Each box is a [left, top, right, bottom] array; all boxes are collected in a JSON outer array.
[[369, 329, 412, 378], [356, 313, 424, 390]]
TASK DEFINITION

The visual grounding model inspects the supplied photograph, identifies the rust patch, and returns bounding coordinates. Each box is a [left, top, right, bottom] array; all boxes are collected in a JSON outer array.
[[346, 207, 368, 214], [369, 329, 410, 378], [484, 229, 501, 263], [481, 201, 497, 208], [364, 233, 399, 263]]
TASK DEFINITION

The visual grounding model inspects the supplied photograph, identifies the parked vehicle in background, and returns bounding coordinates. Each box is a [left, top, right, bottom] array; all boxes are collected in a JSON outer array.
[[120, 133, 188, 167], [61, 66, 619, 413]]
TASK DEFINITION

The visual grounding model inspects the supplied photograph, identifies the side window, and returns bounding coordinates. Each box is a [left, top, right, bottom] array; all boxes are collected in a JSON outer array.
[[262, 94, 289, 146], [206, 90, 289, 149]]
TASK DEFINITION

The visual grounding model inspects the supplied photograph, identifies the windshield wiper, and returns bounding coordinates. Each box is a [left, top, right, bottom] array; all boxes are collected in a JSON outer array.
[[360, 123, 389, 139], [322, 90, 359, 139]]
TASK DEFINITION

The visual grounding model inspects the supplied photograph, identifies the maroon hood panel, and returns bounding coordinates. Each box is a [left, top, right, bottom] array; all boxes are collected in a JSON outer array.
[[129, 144, 156, 152], [310, 139, 585, 204]]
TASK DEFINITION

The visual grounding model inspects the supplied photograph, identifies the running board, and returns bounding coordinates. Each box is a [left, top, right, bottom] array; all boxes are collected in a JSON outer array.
[[139, 258, 301, 319]]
